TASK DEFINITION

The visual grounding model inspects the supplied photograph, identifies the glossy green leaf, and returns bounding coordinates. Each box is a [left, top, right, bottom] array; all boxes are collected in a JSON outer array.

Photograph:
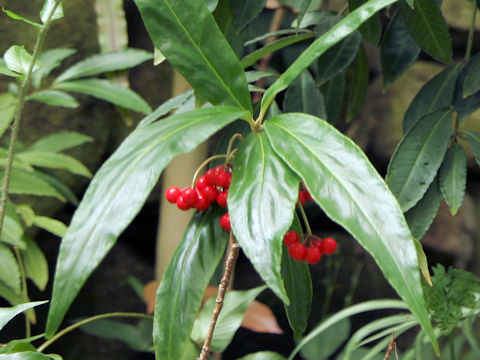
[[40, 0, 64, 23], [0, 281, 24, 307], [94, 0, 128, 52], [53, 79, 151, 114], [230, 0, 267, 33], [380, 11, 420, 89], [0, 243, 21, 295], [0, 353, 52, 360], [0, 59, 21, 77], [33, 48, 76, 88], [320, 71, 345, 124], [1, 8, 42, 28], [32, 216, 67, 238], [398, 0, 452, 64], [453, 54, 480, 121], [462, 55, 480, 97], [3, 169, 65, 200], [229, 132, 299, 303], [0, 335, 44, 355], [238, 352, 287, 360], [466, 130, 480, 167], [265, 113, 437, 353], [26, 90, 79, 108], [288, 300, 410, 360], [16, 152, 92, 177], [138, 90, 194, 127], [45, 106, 246, 338], [403, 64, 460, 133], [349, 0, 382, 44], [439, 143, 467, 215], [192, 286, 267, 352], [55, 49, 153, 83], [405, 176, 442, 240], [212, 0, 244, 57], [27, 131, 93, 153], [32, 171, 79, 205], [387, 109, 453, 212], [283, 70, 326, 119], [281, 213, 311, 339], [154, 207, 228, 360], [347, 46, 368, 122], [0, 301, 47, 331], [241, 33, 314, 69], [134, 0, 252, 113], [296, 0, 313, 30], [261, 0, 398, 115], [301, 319, 350, 360], [4, 46, 40, 75]]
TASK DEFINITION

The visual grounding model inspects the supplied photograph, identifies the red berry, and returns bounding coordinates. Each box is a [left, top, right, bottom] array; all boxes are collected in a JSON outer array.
[[224, 172, 232, 189], [305, 246, 322, 264], [299, 190, 307, 205], [215, 168, 229, 188], [165, 186, 181, 203], [321, 237, 338, 255], [283, 231, 299, 247], [200, 185, 218, 202], [195, 176, 208, 191], [217, 190, 228, 208], [288, 242, 307, 261], [205, 168, 218, 186], [176, 195, 191, 210], [182, 187, 198, 207], [310, 236, 322, 248], [220, 213, 231, 231], [195, 192, 210, 211]]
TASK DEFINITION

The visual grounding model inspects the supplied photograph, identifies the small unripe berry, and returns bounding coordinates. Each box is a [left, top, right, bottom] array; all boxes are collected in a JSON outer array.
[[220, 213, 231, 231], [288, 242, 306, 261], [305, 246, 322, 264], [165, 186, 181, 203], [321, 237, 338, 255], [283, 231, 299, 247]]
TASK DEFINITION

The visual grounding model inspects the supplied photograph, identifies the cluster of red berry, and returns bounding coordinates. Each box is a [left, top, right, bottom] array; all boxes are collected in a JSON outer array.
[[283, 231, 337, 264], [165, 164, 232, 231]]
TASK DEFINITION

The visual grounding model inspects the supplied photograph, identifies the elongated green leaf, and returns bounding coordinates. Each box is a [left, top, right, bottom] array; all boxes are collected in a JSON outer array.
[[212, 0, 244, 57], [380, 11, 420, 89], [134, 0, 252, 113], [238, 352, 287, 360], [192, 286, 267, 352], [413, 237, 431, 286], [0, 59, 21, 77], [398, 0, 452, 64], [439, 143, 466, 215], [26, 90, 79, 108], [453, 53, 480, 121], [349, 0, 382, 44], [0, 353, 52, 360], [320, 71, 345, 124], [0, 301, 47, 331], [40, 0, 64, 23], [2, 206, 26, 249], [94, 0, 128, 52], [0, 243, 21, 294], [27, 131, 93, 153], [466, 130, 480, 167], [403, 64, 460, 133], [265, 113, 437, 353], [4, 169, 65, 200], [16, 152, 92, 177], [32, 216, 67, 238], [0, 335, 44, 355], [230, 0, 267, 33], [261, 0, 398, 115], [33, 48, 76, 88], [53, 79, 151, 114], [4, 46, 40, 75], [45, 106, 246, 338], [229, 132, 299, 303], [283, 70, 326, 119], [462, 55, 480, 97], [32, 171, 79, 205], [2, 8, 42, 28], [138, 90, 194, 127], [55, 49, 153, 83], [154, 207, 228, 360], [241, 33, 314, 69], [300, 319, 350, 360], [288, 300, 410, 360], [405, 176, 442, 240], [347, 46, 368, 122], [387, 109, 453, 212], [281, 213, 311, 339], [0, 93, 17, 139]]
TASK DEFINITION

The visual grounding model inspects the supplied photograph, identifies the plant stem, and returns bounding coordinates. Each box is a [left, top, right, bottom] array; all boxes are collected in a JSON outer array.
[[0, 0, 61, 238], [191, 154, 228, 186], [383, 332, 396, 360], [297, 202, 312, 236], [226, 133, 244, 163], [37, 312, 153, 353], [197, 232, 240, 360], [465, 2, 477, 63], [13, 246, 30, 337]]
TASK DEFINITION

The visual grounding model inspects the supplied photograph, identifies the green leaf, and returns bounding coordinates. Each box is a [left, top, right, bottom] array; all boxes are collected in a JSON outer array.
[[261, 0, 398, 115], [462, 55, 480, 97], [264, 113, 438, 353], [55, 49, 153, 82], [1, 8, 42, 28], [281, 213, 312, 339], [229, 132, 299, 303], [241, 33, 314, 69], [27, 131, 93, 153], [154, 207, 228, 360], [4, 168, 65, 200], [2, 201, 26, 249], [380, 11, 420, 89], [53, 79, 151, 114], [439, 143, 467, 215], [138, 90, 194, 127], [453, 54, 480, 121], [405, 176, 442, 240], [16, 152, 92, 177], [33, 48, 76, 87], [283, 70, 326, 119], [32, 171, 79, 205], [22, 237, 49, 291], [40, 0, 64, 23], [0, 243, 21, 295], [300, 319, 350, 360], [413, 237, 432, 286], [237, 351, 287, 360], [398, 0, 452, 64], [0, 281, 24, 307], [192, 286, 267, 352], [0, 59, 21, 77], [403, 64, 460, 133], [32, 216, 67, 238], [349, 0, 382, 44], [230, 0, 267, 33], [0, 93, 17, 139], [320, 71, 345, 124], [466, 130, 480, 167], [26, 90, 79, 108], [134, 0, 252, 113], [0, 301, 47, 331], [347, 46, 368, 122], [0, 353, 53, 360], [4, 46, 40, 75], [0, 335, 44, 355], [45, 106, 246, 338], [387, 109, 453, 212]]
